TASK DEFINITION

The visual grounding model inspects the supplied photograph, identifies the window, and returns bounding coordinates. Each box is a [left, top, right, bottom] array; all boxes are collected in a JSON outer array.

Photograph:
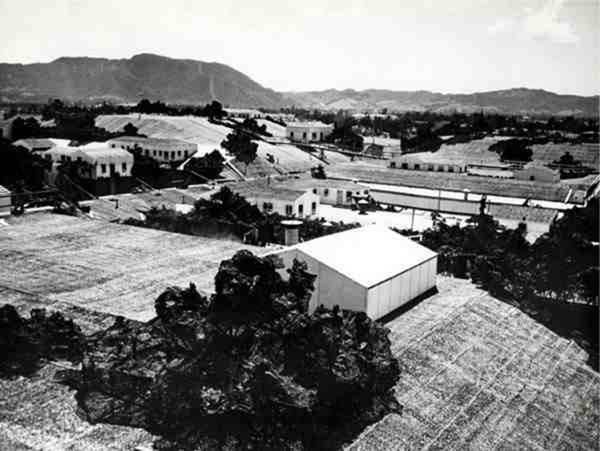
[[101, 164, 107, 173], [312, 188, 317, 194], [346, 190, 353, 200], [401, 163, 408, 169], [312, 132, 317, 140], [324, 188, 329, 196], [428, 164, 434, 171], [530, 175, 535, 181], [414, 164, 421, 170], [302, 132, 307, 139], [177, 151, 181, 157], [448, 166, 454, 172], [298, 204, 304, 217], [437, 166, 444, 172], [263, 202, 273, 212], [290, 131, 294, 138], [122, 163, 127, 172], [311, 202, 317, 215], [183, 151, 188, 158], [320, 132, 324, 140], [285, 204, 293, 216], [145, 149, 150, 156], [153, 150, 157, 156], [390, 162, 396, 168]]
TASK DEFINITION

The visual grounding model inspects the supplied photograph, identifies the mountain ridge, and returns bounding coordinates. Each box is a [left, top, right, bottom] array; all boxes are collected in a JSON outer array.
[[0, 54, 597, 116]]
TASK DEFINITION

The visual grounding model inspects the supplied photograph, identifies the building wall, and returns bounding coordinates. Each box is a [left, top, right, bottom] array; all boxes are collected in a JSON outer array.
[[314, 186, 370, 206], [366, 257, 437, 320], [110, 139, 197, 164], [372, 189, 483, 216], [390, 160, 465, 173], [252, 191, 320, 218], [273, 248, 367, 314], [286, 126, 333, 143], [45, 149, 133, 179], [0, 189, 11, 216]]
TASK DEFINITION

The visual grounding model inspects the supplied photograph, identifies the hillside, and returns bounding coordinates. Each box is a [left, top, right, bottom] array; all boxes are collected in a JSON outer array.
[[0, 53, 284, 108], [283, 88, 599, 116]]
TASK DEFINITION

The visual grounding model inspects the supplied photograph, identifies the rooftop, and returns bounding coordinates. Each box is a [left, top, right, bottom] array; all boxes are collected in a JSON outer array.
[[12, 138, 55, 149], [226, 180, 309, 201], [347, 277, 599, 450], [291, 224, 437, 287], [286, 121, 333, 128], [110, 136, 194, 147], [0, 212, 259, 321]]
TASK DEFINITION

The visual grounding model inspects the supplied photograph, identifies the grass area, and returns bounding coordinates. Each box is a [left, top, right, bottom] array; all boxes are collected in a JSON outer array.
[[0, 212, 260, 321], [348, 277, 599, 450]]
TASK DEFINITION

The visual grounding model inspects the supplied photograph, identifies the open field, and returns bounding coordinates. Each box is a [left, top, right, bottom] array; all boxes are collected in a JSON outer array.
[[0, 212, 260, 321], [329, 163, 581, 203], [348, 277, 599, 450]]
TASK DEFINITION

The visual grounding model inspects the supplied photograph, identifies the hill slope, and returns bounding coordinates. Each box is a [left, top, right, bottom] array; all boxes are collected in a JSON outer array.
[[283, 88, 599, 116], [0, 53, 284, 108]]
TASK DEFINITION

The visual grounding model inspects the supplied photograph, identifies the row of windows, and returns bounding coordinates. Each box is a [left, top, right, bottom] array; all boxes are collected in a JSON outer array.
[[263, 202, 318, 217], [390, 162, 457, 173], [115, 144, 190, 160], [316, 188, 369, 197], [289, 131, 325, 140]]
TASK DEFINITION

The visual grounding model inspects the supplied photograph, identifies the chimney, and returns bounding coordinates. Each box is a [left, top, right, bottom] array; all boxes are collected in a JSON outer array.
[[281, 220, 302, 246]]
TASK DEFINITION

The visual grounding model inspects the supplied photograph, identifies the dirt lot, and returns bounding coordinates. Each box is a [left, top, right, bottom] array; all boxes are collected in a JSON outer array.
[[348, 277, 599, 450], [0, 212, 260, 321]]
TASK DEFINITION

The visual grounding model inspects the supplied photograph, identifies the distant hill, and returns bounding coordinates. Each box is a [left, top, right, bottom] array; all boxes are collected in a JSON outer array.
[[282, 88, 599, 116], [0, 54, 597, 116], [0, 53, 284, 108]]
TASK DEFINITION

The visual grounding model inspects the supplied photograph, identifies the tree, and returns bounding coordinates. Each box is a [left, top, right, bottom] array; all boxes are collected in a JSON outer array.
[[68, 251, 401, 450], [185, 150, 225, 180], [310, 164, 326, 179], [489, 139, 533, 162], [204, 100, 225, 120], [221, 130, 258, 174], [122, 122, 140, 136], [11, 117, 42, 140]]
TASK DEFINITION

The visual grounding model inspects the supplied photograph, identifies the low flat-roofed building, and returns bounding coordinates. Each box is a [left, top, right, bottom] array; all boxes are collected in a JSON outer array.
[[272, 224, 437, 319], [515, 162, 560, 183], [286, 121, 334, 143], [44, 142, 134, 179], [389, 154, 466, 173], [12, 138, 56, 153], [225, 108, 266, 119], [278, 177, 370, 207], [108, 136, 197, 164], [226, 180, 320, 219]]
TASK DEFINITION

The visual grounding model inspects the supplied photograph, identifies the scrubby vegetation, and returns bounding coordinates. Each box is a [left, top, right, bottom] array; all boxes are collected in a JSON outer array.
[[124, 186, 359, 244], [54, 251, 399, 450], [0, 305, 84, 377]]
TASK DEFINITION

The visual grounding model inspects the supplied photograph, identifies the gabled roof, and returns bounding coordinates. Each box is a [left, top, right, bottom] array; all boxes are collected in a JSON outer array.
[[293, 225, 437, 288]]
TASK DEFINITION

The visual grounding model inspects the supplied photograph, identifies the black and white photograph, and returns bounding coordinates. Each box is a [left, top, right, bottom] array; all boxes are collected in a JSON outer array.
[[0, 0, 598, 449]]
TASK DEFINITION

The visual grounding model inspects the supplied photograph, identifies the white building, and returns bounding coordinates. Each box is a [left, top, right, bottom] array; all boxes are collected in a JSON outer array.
[[44, 143, 134, 179], [225, 108, 266, 119], [282, 177, 370, 207], [286, 121, 334, 143], [108, 137, 197, 164], [515, 162, 560, 183], [390, 154, 466, 173], [273, 225, 438, 320], [227, 182, 320, 219]]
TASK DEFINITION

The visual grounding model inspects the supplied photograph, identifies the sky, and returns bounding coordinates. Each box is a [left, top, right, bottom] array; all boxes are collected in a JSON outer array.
[[0, 0, 597, 95]]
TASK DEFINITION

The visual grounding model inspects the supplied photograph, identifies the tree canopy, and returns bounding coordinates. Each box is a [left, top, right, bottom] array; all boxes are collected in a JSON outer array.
[[64, 251, 400, 450], [221, 130, 258, 172]]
